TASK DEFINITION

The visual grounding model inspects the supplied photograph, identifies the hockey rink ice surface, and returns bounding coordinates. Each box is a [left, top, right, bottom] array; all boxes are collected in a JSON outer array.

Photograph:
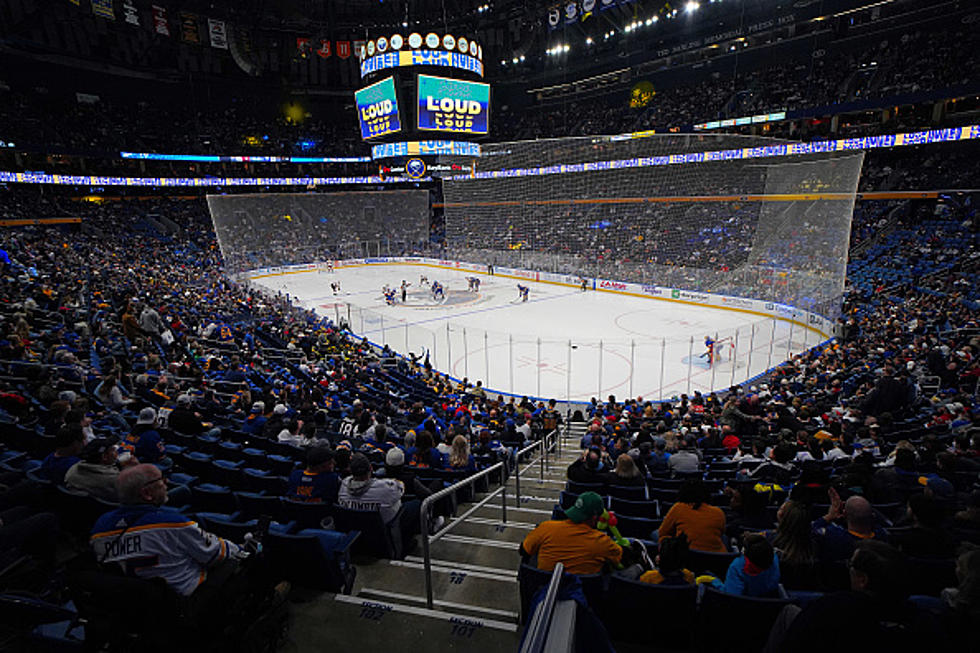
[[253, 264, 824, 402]]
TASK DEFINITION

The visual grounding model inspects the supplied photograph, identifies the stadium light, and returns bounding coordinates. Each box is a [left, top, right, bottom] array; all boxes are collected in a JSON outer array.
[[685, 1, 700, 13], [586, 37, 593, 44]]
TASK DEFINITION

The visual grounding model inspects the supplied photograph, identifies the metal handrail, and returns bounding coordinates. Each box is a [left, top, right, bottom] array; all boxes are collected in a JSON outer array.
[[420, 460, 508, 609], [520, 563, 564, 653], [513, 429, 559, 508]]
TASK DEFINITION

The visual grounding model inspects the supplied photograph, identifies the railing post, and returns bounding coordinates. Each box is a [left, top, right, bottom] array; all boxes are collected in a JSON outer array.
[[767, 319, 777, 371], [463, 327, 469, 380], [710, 331, 719, 392], [747, 322, 756, 377], [731, 328, 740, 387], [421, 501, 433, 609], [446, 323, 452, 373], [659, 337, 666, 402], [484, 331, 490, 387], [537, 337, 542, 399], [629, 339, 635, 400], [514, 456, 522, 508], [501, 482, 508, 523]]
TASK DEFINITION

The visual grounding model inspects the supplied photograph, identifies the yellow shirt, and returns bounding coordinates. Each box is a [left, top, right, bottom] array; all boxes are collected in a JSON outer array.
[[659, 502, 727, 552], [522, 520, 623, 575]]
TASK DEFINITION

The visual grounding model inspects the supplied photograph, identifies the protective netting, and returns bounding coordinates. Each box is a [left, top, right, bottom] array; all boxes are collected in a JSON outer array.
[[443, 134, 863, 319], [208, 191, 430, 274]]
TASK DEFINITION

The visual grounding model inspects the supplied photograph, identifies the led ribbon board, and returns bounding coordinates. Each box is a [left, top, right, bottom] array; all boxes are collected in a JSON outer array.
[[361, 50, 484, 78], [449, 125, 980, 181], [355, 77, 402, 140], [371, 140, 481, 159], [0, 172, 419, 186], [120, 152, 371, 163], [417, 75, 490, 135]]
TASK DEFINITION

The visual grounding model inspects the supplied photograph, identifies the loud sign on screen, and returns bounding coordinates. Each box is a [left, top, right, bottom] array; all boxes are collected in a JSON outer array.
[[417, 75, 489, 135]]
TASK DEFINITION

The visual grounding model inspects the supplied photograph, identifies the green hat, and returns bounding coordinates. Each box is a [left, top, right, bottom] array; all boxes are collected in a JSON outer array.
[[564, 491, 605, 523]]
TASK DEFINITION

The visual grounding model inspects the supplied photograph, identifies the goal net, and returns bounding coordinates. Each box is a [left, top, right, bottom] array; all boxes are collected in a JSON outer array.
[[207, 190, 430, 274], [442, 134, 864, 321]]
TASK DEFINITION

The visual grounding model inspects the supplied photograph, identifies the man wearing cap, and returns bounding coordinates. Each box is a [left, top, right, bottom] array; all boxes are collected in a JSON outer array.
[[338, 452, 420, 545], [520, 492, 623, 575], [65, 438, 136, 501], [168, 394, 208, 436], [286, 447, 340, 505], [121, 407, 167, 465], [242, 401, 267, 435]]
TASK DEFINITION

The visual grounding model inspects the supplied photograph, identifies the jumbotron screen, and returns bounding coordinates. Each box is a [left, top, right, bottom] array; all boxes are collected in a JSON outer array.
[[354, 77, 402, 140], [416, 74, 490, 135]]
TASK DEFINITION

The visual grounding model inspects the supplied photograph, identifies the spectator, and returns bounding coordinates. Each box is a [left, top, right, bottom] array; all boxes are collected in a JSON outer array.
[[39, 424, 85, 485], [286, 447, 340, 505], [812, 489, 888, 562], [121, 407, 166, 465], [90, 464, 251, 609], [605, 453, 645, 487], [409, 430, 443, 469], [567, 447, 607, 484], [242, 401, 267, 435], [65, 437, 133, 501], [712, 533, 781, 597], [447, 435, 476, 473], [659, 480, 728, 552], [766, 541, 936, 652], [767, 500, 819, 589], [520, 491, 623, 574], [891, 493, 958, 559], [667, 438, 700, 475], [638, 533, 695, 585], [338, 453, 419, 543]]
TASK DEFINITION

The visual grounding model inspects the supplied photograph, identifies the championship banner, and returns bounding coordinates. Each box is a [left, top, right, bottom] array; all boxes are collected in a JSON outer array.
[[91, 0, 114, 20], [317, 39, 331, 58], [355, 77, 402, 140], [122, 0, 139, 25], [548, 6, 561, 29], [563, 1, 578, 24], [152, 5, 170, 36], [336, 41, 351, 59], [68, 0, 81, 6], [208, 19, 228, 49], [181, 13, 200, 43], [353, 40, 366, 60], [296, 37, 311, 57], [416, 74, 490, 135]]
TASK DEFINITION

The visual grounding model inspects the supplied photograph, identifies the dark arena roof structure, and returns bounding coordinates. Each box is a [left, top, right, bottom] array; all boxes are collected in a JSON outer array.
[[0, 0, 978, 651]]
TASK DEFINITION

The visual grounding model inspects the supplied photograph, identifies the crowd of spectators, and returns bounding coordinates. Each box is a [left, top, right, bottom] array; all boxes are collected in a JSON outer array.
[[494, 25, 980, 141]]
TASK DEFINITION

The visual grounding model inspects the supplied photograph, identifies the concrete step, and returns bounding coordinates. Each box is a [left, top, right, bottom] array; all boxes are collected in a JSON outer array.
[[282, 591, 519, 653], [426, 532, 522, 570], [352, 558, 520, 614], [448, 516, 536, 544]]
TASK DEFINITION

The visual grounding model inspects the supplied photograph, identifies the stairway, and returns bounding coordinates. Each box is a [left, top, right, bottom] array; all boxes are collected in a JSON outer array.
[[283, 423, 586, 652]]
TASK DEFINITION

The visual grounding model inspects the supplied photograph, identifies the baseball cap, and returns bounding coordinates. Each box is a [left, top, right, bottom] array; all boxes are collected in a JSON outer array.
[[251, 401, 265, 413], [386, 448, 405, 466], [137, 407, 157, 425], [349, 452, 371, 477], [176, 394, 192, 407], [306, 447, 333, 468], [273, 403, 288, 415], [564, 491, 605, 524], [81, 437, 116, 464]]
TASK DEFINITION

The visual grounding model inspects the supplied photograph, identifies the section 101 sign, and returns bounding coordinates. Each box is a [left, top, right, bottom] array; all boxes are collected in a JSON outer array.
[[417, 74, 489, 135]]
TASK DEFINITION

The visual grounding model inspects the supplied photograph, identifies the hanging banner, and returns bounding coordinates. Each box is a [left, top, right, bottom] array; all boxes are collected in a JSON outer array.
[[353, 40, 366, 60], [336, 40, 351, 59], [208, 19, 228, 49], [122, 0, 139, 25], [181, 12, 200, 43], [152, 5, 170, 36], [317, 39, 332, 58], [68, 0, 81, 6], [563, 1, 578, 24], [91, 0, 114, 20], [296, 37, 311, 57], [548, 6, 561, 29]]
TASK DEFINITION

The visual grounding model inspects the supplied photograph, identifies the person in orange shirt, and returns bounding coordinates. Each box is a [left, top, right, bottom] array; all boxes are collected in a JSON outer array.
[[659, 480, 728, 552], [520, 492, 623, 575]]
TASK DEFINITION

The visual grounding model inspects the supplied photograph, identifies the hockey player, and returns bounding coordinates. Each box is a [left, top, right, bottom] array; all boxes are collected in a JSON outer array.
[[517, 284, 529, 302], [701, 335, 716, 365], [400, 280, 410, 302], [383, 287, 396, 306], [431, 280, 445, 301]]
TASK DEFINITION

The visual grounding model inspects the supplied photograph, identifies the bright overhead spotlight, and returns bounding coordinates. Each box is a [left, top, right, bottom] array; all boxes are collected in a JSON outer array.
[[512, 57, 518, 63], [520, 54, 525, 61], [586, 37, 593, 44], [685, 1, 700, 12]]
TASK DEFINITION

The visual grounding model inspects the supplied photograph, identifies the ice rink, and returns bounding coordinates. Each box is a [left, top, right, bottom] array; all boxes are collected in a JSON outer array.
[[251, 263, 825, 403]]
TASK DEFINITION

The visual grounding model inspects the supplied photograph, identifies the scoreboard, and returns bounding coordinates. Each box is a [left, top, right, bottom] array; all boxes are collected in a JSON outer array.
[[354, 31, 488, 161]]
